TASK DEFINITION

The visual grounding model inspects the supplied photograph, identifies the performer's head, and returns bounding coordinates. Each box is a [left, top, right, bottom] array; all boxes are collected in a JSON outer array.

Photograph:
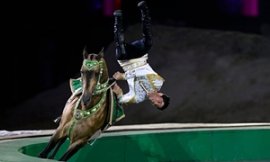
[[148, 92, 170, 110]]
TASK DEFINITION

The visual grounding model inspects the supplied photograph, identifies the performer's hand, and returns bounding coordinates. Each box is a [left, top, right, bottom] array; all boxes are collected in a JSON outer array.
[[112, 83, 123, 98], [113, 71, 125, 80]]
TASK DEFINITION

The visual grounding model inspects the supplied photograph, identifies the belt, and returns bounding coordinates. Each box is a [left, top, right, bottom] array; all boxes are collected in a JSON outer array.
[[122, 61, 147, 72]]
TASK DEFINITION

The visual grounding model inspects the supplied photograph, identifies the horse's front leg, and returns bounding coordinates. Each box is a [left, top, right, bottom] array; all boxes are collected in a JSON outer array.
[[41, 95, 77, 158], [38, 128, 64, 158], [48, 136, 67, 159], [59, 138, 88, 162]]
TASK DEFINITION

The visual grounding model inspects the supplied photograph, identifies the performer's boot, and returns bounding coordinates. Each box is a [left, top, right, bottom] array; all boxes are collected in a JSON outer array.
[[113, 10, 126, 60], [137, 1, 152, 49]]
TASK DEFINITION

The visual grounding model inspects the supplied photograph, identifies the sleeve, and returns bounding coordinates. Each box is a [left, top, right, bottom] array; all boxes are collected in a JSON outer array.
[[118, 93, 137, 105]]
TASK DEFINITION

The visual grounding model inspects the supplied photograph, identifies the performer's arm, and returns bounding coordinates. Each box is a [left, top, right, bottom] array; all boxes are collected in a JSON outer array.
[[112, 83, 123, 99], [113, 71, 126, 80], [112, 83, 135, 105]]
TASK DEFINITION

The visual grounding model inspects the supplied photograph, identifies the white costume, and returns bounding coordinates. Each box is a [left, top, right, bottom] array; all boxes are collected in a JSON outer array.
[[117, 54, 164, 104]]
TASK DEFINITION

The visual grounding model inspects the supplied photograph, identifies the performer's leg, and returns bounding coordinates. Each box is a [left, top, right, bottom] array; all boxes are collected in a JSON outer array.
[[113, 10, 126, 60], [138, 1, 152, 51]]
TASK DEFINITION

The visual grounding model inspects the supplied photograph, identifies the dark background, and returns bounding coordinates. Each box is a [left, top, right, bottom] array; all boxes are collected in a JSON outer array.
[[2, 0, 270, 130]]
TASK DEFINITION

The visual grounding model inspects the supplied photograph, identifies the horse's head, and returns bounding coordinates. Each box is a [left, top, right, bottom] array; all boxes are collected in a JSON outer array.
[[80, 47, 109, 108]]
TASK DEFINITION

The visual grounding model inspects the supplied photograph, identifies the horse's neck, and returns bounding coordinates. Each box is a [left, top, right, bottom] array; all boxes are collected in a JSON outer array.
[[89, 90, 107, 111]]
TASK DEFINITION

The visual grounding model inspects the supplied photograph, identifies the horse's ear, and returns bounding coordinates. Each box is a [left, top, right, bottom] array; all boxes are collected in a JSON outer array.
[[82, 46, 88, 59], [98, 47, 104, 57]]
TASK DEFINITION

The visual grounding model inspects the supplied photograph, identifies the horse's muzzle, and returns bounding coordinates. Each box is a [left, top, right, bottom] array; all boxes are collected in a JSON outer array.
[[82, 93, 91, 106]]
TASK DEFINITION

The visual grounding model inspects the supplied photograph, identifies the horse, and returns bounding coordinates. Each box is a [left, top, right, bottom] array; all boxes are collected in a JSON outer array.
[[38, 48, 123, 161]]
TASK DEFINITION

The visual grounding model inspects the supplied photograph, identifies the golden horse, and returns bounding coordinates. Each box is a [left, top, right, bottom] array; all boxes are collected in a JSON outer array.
[[38, 48, 124, 161]]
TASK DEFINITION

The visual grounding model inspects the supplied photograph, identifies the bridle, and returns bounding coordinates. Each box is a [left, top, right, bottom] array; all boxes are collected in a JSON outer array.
[[82, 59, 109, 95]]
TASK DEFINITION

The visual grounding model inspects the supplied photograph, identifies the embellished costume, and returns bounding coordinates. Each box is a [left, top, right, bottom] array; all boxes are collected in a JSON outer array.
[[117, 54, 164, 104], [114, 1, 165, 105]]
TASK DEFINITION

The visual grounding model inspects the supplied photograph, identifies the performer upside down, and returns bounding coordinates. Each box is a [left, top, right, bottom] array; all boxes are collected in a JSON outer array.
[[112, 1, 170, 110]]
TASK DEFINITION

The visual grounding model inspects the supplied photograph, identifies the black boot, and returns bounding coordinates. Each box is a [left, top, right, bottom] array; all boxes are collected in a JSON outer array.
[[137, 1, 152, 50], [113, 10, 126, 60]]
